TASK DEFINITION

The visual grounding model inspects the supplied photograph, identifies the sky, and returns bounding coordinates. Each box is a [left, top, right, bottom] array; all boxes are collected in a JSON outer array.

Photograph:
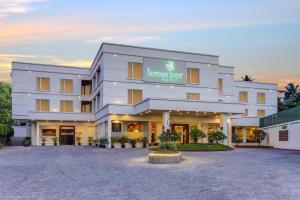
[[0, 0, 299, 89]]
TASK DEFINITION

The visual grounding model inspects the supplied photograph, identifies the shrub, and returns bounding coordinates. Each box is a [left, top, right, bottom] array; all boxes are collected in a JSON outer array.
[[253, 129, 267, 146], [142, 137, 148, 148], [159, 130, 181, 142], [119, 136, 128, 146], [129, 139, 137, 148], [22, 137, 31, 146], [52, 136, 58, 145], [189, 128, 206, 143], [157, 141, 177, 152], [207, 131, 227, 144], [88, 136, 94, 145], [40, 136, 47, 145], [0, 124, 12, 145], [75, 133, 82, 145]]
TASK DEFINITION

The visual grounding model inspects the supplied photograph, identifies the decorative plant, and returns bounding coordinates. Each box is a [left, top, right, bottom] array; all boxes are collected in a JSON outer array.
[[88, 136, 94, 146], [94, 138, 99, 147], [75, 133, 82, 145], [253, 129, 267, 146], [119, 136, 127, 148], [22, 137, 31, 147], [151, 132, 156, 144], [52, 136, 58, 146], [159, 130, 181, 142], [241, 75, 254, 82], [111, 137, 116, 148], [129, 139, 137, 148], [157, 141, 177, 153], [99, 137, 104, 148], [142, 137, 148, 148], [208, 131, 227, 144], [103, 138, 108, 148], [189, 128, 206, 143], [40, 136, 47, 146]]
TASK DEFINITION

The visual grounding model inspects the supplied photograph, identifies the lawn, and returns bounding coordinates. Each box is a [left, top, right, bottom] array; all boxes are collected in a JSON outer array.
[[176, 143, 233, 151]]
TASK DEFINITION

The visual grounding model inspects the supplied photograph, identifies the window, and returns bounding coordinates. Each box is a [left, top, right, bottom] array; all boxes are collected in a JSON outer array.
[[128, 62, 143, 80], [257, 109, 265, 117], [112, 123, 121, 132], [218, 78, 223, 93], [187, 68, 199, 84], [187, 93, 200, 101], [36, 77, 50, 91], [60, 79, 73, 93], [60, 100, 73, 112], [128, 89, 142, 104], [81, 101, 92, 113], [239, 91, 248, 103], [242, 109, 248, 117], [81, 80, 92, 95], [36, 99, 49, 112], [127, 123, 142, 132], [257, 93, 266, 104]]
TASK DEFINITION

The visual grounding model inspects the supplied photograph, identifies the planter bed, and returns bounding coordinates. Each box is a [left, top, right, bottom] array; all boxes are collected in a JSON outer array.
[[149, 152, 182, 164], [177, 143, 233, 151]]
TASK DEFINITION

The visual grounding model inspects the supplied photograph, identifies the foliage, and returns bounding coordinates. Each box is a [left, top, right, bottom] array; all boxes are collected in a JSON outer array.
[[159, 130, 181, 142], [241, 75, 254, 82], [52, 136, 58, 144], [0, 82, 13, 145], [40, 136, 47, 144], [88, 136, 94, 144], [142, 137, 148, 147], [119, 136, 128, 145], [22, 137, 31, 146], [99, 137, 108, 145], [284, 82, 299, 101], [75, 133, 82, 144], [129, 139, 137, 146], [189, 128, 206, 143], [253, 129, 267, 146], [207, 131, 227, 144], [111, 137, 116, 145], [156, 141, 177, 153], [285, 92, 300, 108], [176, 143, 233, 151], [0, 124, 12, 145]]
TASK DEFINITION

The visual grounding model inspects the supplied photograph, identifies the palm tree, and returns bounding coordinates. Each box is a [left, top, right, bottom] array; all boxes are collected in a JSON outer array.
[[285, 92, 300, 108], [241, 75, 254, 82], [284, 82, 299, 101]]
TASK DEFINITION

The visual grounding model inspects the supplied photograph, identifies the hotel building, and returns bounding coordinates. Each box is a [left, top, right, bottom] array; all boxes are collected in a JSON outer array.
[[11, 43, 277, 146]]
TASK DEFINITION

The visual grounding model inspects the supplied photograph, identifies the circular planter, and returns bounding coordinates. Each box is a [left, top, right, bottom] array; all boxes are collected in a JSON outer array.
[[148, 152, 182, 164]]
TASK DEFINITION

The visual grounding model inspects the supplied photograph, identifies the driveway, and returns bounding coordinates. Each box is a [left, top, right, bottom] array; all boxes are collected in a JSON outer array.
[[0, 147, 300, 200]]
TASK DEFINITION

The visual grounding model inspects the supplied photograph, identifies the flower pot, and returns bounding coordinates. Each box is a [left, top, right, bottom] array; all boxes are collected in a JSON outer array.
[[78, 143, 81, 146], [143, 144, 147, 148], [42, 143, 45, 146], [89, 143, 92, 146], [54, 143, 57, 146], [96, 144, 98, 147], [99, 144, 102, 148], [103, 144, 106, 148], [111, 145, 114, 148], [132, 144, 136, 148], [121, 144, 125, 148]]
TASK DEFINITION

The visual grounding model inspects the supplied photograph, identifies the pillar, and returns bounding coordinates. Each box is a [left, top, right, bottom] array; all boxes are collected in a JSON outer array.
[[107, 115, 112, 148], [162, 111, 170, 132], [36, 121, 40, 146], [31, 122, 36, 145], [220, 114, 231, 146], [243, 127, 247, 144], [83, 124, 88, 145]]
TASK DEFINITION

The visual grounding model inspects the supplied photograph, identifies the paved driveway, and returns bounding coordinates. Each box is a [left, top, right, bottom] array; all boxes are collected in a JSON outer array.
[[0, 147, 300, 200]]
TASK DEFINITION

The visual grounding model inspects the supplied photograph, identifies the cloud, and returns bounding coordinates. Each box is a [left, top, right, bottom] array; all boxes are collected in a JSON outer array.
[[0, 0, 48, 18], [87, 35, 161, 44]]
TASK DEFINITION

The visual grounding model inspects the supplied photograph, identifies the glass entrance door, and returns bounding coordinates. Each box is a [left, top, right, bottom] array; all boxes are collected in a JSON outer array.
[[59, 126, 75, 145]]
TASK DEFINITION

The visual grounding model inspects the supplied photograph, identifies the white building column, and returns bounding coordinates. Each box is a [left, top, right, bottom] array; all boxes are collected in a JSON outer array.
[[220, 114, 231, 146], [243, 127, 247, 144], [36, 121, 40, 146], [162, 111, 170, 132], [31, 122, 36, 145], [107, 115, 112, 148]]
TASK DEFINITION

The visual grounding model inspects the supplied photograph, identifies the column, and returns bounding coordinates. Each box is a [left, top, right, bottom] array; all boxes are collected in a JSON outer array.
[[243, 127, 247, 144], [107, 115, 112, 148], [201, 122, 208, 143], [83, 125, 88, 145], [162, 111, 170, 132], [197, 122, 202, 143], [227, 118, 232, 146], [36, 121, 40, 146], [220, 114, 230, 146], [31, 122, 36, 145]]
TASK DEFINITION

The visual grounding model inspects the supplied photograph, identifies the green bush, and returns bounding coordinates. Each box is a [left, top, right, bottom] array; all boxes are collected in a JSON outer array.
[[159, 130, 181, 142], [22, 137, 31, 146], [157, 141, 177, 152], [189, 128, 206, 143], [253, 129, 267, 146], [208, 131, 227, 144]]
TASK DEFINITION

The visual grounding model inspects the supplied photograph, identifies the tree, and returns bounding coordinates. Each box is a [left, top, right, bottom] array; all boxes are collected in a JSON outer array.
[[189, 128, 206, 143], [0, 82, 13, 145], [241, 75, 254, 82], [159, 130, 181, 142], [285, 92, 300, 108], [284, 82, 299, 101], [208, 131, 227, 144], [253, 129, 267, 146]]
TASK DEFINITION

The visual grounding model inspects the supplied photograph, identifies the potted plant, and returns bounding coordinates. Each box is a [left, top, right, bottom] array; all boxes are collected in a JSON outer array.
[[142, 137, 148, 148], [41, 136, 47, 146], [119, 136, 127, 148], [94, 138, 99, 147], [111, 137, 116, 148], [129, 138, 137, 148], [103, 138, 108, 148], [99, 137, 104, 148], [22, 137, 31, 147], [75, 133, 82, 146], [52, 136, 58, 146], [88, 136, 94, 146]]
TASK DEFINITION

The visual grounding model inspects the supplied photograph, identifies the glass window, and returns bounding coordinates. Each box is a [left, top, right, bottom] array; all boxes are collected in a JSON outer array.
[[257, 109, 265, 117], [128, 89, 142, 104], [257, 93, 266, 104], [218, 78, 223, 93], [36, 77, 50, 91], [187, 68, 199, 84], [36, 99, 49, 112], [60, 79, 73, 93], [60, 100, 73, 112], [187, 93, 200, 101], [239, 91, 248, 103], [81, 101, 92, 113], [81, 80, 91, 95], [128, 63, 143, 80], [112, 123, 121, 132]]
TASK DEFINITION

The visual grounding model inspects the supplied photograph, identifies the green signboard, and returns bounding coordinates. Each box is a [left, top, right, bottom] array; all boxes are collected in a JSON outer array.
[[143, 58, 186, 84]]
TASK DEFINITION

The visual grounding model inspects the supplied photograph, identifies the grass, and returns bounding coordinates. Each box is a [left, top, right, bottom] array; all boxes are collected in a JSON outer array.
[[177, 143, 233, 151]]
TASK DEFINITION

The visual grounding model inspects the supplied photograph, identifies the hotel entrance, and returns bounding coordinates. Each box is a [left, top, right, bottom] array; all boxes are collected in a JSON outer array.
[[172, 124, 189, 144], [59, 126, 75, 145]]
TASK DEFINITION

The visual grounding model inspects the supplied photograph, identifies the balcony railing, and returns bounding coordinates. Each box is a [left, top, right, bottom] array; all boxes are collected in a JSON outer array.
[[260, 106, 300, 127]]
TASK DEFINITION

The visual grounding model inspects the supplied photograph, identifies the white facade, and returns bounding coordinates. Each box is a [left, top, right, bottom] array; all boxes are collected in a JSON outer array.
[[11, 43, 278, 146]]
